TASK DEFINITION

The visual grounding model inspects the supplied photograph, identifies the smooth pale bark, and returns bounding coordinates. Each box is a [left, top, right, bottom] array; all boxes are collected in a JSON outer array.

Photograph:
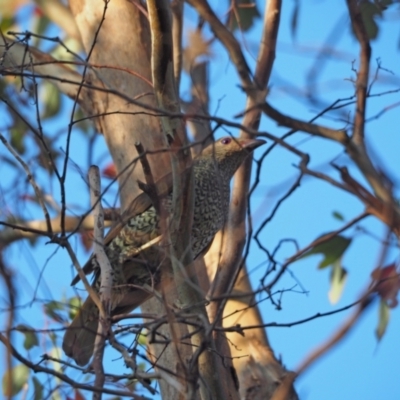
[[68, 0, 194, 398], [205, 232, 298, 400], [69, 0, 171, 202]]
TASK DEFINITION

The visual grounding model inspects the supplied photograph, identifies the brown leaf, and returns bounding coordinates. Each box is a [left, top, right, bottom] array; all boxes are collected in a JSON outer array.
[[80, 230, 94, 252], [371, 263, 400, 308], [74, 390, 85, 400]]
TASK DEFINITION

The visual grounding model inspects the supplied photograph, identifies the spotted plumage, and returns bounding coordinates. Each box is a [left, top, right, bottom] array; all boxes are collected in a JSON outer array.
[[62, 136, 265, 366]]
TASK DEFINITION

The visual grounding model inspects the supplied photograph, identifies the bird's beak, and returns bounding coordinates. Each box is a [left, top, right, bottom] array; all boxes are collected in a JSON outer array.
[[240, 138, 266, 151]]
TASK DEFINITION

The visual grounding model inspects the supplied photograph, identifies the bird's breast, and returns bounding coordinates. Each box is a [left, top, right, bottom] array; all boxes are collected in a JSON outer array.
[[191, 169, 230, 257]]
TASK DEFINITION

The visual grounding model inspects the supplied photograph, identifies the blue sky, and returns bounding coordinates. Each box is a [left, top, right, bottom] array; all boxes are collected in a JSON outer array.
[[1, 1, 399, 399]]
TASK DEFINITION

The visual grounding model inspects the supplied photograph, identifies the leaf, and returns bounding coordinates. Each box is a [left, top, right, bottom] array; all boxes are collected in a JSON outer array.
[[75, 389, 86, 400], [137, 331, 147, 346], [35, 14, 51, 37], [50, 347, 63, 374], [300, 234, 352, 269], [358, 0, 394, 40], [68, 297, 82, 320], [44, 301, 65, 323], [328, 260, 347, 304], [228, 0, 260, 32], [73, 107, 92, 134], [40, 81, 61, 119], [10, 127, 26, 154], [102, 163, 117, 179], [376, 299, 390, 341], [371, 263, 400, 308], [15, 324, 39, 350], [0, 16, 14, 31], [80, 230, 94, 252], [32, 376, 43, 400], [332, 211, 344, 221], [2, 364, 29, 396]]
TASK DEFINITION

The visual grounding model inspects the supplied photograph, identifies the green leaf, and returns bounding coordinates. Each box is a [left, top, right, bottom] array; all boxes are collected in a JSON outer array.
[[328, 260, 347, 304], [360, 1, 380, 39], [229, 0, 260, 32], [137, 331, 147, 346], [44, 301, 65, 323], [74, 107, 93, 135], [32, 377, 43, 400], [376, 299, 390, 341], [68, 296, 82, 320], [0, 16, 14, 31], [10, 128, 26, 154], [332, 211, 344, 221], [50, 347, 63, 374], [15, 324, 39, 350], [300, 234, 352, 269], [40, 81, 61, 119], [2, 364, 30, 396], [358, 0, 394, 40], [36, 15, 51, 37]]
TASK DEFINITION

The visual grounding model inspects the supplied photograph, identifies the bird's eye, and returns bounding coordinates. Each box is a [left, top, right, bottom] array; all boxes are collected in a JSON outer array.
[[220, 137, 232, 145]]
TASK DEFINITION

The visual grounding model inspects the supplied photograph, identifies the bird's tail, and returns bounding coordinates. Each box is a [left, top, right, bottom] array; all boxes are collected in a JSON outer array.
[[62, 296, 99, 366]]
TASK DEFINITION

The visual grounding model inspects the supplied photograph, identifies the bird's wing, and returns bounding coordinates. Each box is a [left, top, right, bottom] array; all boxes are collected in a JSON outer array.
[[70, 164, 192, 285]]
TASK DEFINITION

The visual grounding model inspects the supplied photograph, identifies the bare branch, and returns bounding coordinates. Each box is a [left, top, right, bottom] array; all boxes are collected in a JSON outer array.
[[266, 212, 369, 290], [0, 132, 53, 236], [186, 0, 253, 90], [0, 36, 82, 100], [259, 102, 349, 143], [0, 333, 147, 399], [346, 0, 371, 145], [0, 213, 117, 246], [296, 291, 373, 376], [257, 101, 399, 225], [88, 166, 111, 397]]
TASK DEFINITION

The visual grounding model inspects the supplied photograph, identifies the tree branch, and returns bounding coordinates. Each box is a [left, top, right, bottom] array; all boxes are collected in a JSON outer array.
[[88, 166, 111, 399], [0, 133, 53, 236], [0, 36, 82, 100], [346, 0, 371, 145]]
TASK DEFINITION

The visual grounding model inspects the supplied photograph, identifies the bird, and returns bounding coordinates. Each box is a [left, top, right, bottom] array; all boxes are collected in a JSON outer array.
[[62, 136, 265, 366]]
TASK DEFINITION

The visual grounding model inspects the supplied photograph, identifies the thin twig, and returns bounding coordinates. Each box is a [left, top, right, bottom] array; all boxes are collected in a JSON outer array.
[[60, 0, 110, 237], [296, 292, 373, 376], [88, 166, 111, 398], [0, 333, 148, 399], [266, 212, 369, 290], [0, 133, 53, 236], [186, 0, 253, 90]]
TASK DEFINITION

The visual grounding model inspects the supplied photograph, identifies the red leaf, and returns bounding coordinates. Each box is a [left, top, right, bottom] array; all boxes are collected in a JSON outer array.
[[102, 163, 117, 179], [80, 230, 94, 252], [34, 6, 44, 16], [371, 263, 400, 308], [75, 390, 85, 400]]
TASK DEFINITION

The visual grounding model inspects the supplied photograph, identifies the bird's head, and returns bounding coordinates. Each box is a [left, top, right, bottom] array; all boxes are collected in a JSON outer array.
[[200, 136, 266, 179]]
